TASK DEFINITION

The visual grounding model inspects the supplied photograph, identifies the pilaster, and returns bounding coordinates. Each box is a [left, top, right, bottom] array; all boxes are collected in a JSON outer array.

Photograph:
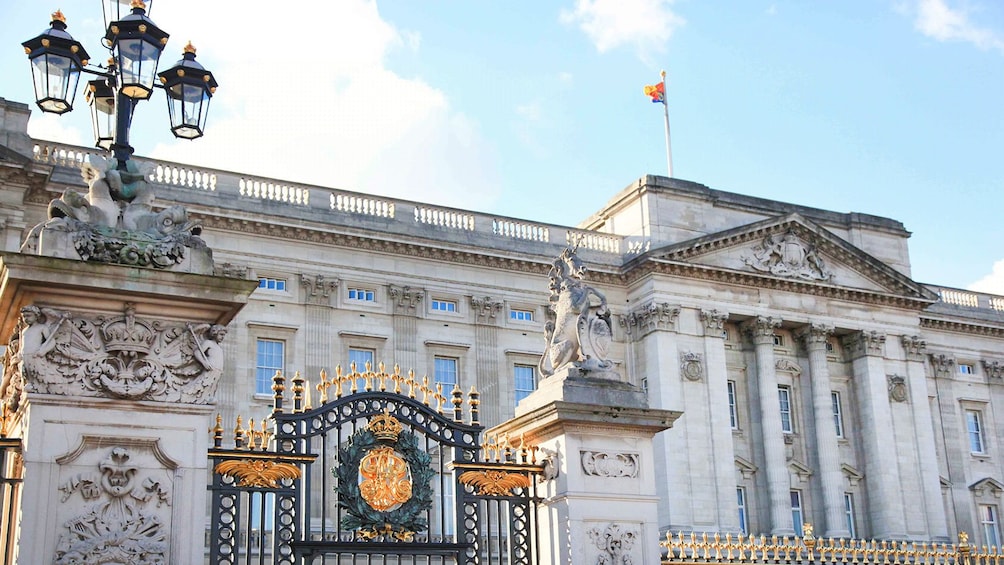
[[471, 296, 504, 426], [301, 273, 337, 380], [701, 309, 741, 533], [388, 284, 422, 371]]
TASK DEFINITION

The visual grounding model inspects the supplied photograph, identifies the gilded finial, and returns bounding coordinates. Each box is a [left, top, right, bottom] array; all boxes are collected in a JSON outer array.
[[51, 10, 67, 23], [131, 0, 146, 9], [184, 41, 196, 55]]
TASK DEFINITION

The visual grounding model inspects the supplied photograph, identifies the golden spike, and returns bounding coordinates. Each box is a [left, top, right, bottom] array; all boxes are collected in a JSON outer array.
[[234, 414, 244, 448], [304, 379, 312, 410], [407, 369, 417, 398], [392, 364, 402, 394], [435, 383, 444, 413], [421, 375, 431, 405], [247, 418, 256, 449], [317, 370, 329, 404]]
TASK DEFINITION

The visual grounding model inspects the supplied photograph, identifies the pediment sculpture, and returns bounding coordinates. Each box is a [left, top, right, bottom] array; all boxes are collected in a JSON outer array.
[[539, 247, 616, 378], [742, 229, 832, 282], [20, 155, 212, 273]]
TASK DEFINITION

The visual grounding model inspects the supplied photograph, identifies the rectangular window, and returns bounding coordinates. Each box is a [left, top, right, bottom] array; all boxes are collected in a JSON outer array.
[[773, 334, 784, 347], [832, 392, 844, 438], [434, 357, 458, 389], [727, 381, 739, 429], [967, 410, 986, 454], [825, 341, 834, 352], [431, 299, 458, 312], [348, 347, 375, 372], [347, 288, 375, 302], [514, 364, 537, 405], [257, 277, 286, 291], [510, 309, 534, 322], [844, 493, 857, 538], [255, 339, 284, 395], [960, 363, 976, 375], [779, 386, 793, 433], [722, 329, 730, 340], [982, 505, 1001, 548], [790, 490, 804, 536], [737, 487, 749, 534]]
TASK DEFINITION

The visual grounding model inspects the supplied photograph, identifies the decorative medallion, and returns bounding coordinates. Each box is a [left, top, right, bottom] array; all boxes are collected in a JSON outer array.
[[336, 410, 433, 541], [680, 352, 704, 381], [214, 459, 301, 488], [888, 375, 908, 403], [458, 469, 531, 496]]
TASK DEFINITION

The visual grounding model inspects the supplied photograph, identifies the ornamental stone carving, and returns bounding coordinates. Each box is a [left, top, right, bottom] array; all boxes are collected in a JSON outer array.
[[20, 155, 212, 274], [4, 303, 227, 403], [54, 447, 171, 564], [982, 360, 1004, 380], [680, 352, 704, 381], [930, 354, 956, 377], [775, 358, 803, 376], [742, 229, 832, 282], [843, 331, 886, 358], [741, 316, 781, 346], [587, 522, 639, 565], [388, 284, 423, 315], [214, 262, 249, 278], [620, 301, 680, 339], [539, 247, 616, 378], [888, 375, 908, 403], [700, 309, 729, 336], [795, 323, 832, 349], [581, 451, 640, 478], [470, 296, 504, 323], [901, 335, 927, 361]]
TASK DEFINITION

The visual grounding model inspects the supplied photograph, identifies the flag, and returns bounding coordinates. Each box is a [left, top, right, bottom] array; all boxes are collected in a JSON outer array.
[[644, 81, 665, 104]]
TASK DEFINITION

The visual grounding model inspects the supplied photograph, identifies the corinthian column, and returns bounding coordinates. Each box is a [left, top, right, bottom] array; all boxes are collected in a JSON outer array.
[[742, 316, 791, 535], [796, 323, 848, 538]]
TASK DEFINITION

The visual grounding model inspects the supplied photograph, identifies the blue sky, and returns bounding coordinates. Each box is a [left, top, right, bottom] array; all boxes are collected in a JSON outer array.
[[3, 1, 1004, 292]]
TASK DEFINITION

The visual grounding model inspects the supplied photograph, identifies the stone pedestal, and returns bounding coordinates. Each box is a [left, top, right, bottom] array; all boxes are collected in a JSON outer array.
[[0, 253, 256, 564], [494, 369, 681, 565]]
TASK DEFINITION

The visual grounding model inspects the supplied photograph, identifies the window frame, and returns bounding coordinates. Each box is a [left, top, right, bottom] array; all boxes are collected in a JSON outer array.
[[433, 356, 459, 390], [790, 490, 804, 536], [727, 380, 739, 430], [844, 493, 857, 538], [960, 363, 976, 375], [779, 385, 794, 434], [255, 338, 285, 396], [257, 277, 287, 292], [982, 505, 1002, 548], [514, 364, 537, 405], [832, 391, 845, 438], [737, 487, 749, 534], [509, 308, 535, 322], [347, 287, 376, 302], [430, 298, 459, 313], [967, 409, 987, 454]]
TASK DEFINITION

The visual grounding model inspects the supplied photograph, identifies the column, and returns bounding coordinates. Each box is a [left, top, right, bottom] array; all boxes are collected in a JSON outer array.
[[742, 316, 791, 536], [843, 330, 906, 539], [301, 273, 336, 378], [795, 323, 848, 538], [931, 353, 970, 536], [470, 296, 503, 427], [901, 336, 949, 541], [701, 309, 742, 533], [388, 284, 422, 371]]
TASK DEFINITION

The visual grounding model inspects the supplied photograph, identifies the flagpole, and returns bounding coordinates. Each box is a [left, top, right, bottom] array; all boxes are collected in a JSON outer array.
[[661, 70, 673, 178]]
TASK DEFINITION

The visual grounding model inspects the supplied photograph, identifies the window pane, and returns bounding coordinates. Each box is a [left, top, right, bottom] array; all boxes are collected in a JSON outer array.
[[737, 487, 748, 534], [832, 392, 844, 438], [515, 365, 537, 404], [728, 381, 738, 429], [844, 493, 856, 538], [432, 299, 457, 312], [434, 357, 458, 388], [779, 387, 792, 433], [968, 410, 985, 453], [349, 348, 375, 371], [790, 490, 803, 536], [256, 339, 284, 395], [983, 505, 1001, 547]]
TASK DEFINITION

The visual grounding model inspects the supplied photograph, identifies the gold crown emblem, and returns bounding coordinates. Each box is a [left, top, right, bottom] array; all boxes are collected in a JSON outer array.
[[367, 411, 402, 442]]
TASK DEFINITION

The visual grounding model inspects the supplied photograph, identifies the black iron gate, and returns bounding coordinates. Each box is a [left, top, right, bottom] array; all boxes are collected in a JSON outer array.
[[208, 365, 543, 565]]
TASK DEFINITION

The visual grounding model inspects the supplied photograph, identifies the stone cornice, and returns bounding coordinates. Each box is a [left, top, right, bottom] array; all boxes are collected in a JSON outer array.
[[920, 316, 1004, 338]]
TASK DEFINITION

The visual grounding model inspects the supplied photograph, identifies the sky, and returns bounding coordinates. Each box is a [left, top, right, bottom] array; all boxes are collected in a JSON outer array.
[[3, 0, 1004, 293]]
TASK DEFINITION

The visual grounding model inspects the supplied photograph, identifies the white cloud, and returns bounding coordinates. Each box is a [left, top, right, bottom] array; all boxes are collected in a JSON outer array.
[[142, 0, 500, 207], [27, 113, 86, 147], [559, 0, 685, 61], [968, 259, 1004, 294], [906, 0, 1004, 51]]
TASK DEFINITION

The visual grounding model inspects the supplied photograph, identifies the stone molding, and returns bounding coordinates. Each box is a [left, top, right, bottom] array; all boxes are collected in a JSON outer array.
[[580, 451, 640, 478], [741, 316, 781, 345], [901, 335, 927, 361], [388, 284, 424, 315], [680, 352, 704, 381], [929, 354, 956, 377], [470, 296, 504, 324], [888, 375, 908, 403], [842, 330, 886, 359], [214, 262, 249, 279], [700, 309, 729, 337], [301, 273, 338, 304], [775, 358, 803, 376], [587, 522, 639, 565], [620, 301, 680, 339], [982, 360, 1004, 380]]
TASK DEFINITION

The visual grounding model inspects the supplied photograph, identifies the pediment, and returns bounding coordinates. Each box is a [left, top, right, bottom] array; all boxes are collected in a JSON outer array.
[[970, 477, 1004, 498], [639, 213, 937, 302]]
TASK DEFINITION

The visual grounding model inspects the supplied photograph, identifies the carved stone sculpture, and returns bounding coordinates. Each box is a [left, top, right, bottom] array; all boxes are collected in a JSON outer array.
[[6, 303, 228, 403], [539, 247, 615, 378], [588, 522, 638, 565], [20, 155, 212, 273], [581, 451, 640, 478], [743, 229, 832, 281]]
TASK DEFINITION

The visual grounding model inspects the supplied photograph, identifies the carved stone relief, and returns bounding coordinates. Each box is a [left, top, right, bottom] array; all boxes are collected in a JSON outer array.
[[470, 296, 504, 324], [214, 262, 249, 279], [619, 301, 680, 339], [742, 229, 832, 282], [888, 375, 908, 403], [929, 354, 956, 377], [700, 309, 729, 337], [982, 360, 1004, 380], [54, 446, 173, 564], [680, 352, 704, 381], [388, 284, 424, 315], [587, 522, 639, 565], [4, 303, 227, 404], [301, 273, 338, 303], [775, 359, 803, 377], [581, 451, 639, 478], [901, 335, 927, 361]]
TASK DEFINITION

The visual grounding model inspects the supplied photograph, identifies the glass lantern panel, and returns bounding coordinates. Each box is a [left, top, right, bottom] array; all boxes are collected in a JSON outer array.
[[31, 54, 78, 113], [168, 84, 210, 139], [116, 38, 161, 99]]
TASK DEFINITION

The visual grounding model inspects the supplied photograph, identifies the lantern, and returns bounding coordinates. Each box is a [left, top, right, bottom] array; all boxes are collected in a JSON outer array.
[[86, 79, 116, 150], [21, 11, 90, 114], [105, 0, 169, 100], [158, 42, 218, 139]]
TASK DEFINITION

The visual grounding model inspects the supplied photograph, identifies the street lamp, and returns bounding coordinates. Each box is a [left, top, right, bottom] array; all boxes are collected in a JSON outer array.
[[22, 0, 217, 169]]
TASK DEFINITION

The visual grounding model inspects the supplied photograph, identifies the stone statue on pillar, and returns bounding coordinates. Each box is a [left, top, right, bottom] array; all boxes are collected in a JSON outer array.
[[539, 246, 616, 379]]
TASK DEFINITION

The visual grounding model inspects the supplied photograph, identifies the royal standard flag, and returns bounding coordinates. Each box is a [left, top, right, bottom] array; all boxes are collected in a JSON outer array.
[[644, 81, 665, 104]]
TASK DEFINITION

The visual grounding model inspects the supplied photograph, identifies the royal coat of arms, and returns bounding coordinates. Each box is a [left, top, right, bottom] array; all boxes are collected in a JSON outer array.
[[335, 410, 434, 540]]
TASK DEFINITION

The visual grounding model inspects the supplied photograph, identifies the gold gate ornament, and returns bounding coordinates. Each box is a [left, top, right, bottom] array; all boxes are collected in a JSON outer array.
[[359, 446, 413, 511]]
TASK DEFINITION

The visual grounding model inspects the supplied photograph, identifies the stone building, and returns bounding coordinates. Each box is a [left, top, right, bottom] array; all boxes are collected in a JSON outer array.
[[2, 95, 1004, 550]]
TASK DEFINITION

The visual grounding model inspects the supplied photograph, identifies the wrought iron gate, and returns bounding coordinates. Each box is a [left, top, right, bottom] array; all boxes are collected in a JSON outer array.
[[208, 365, 543, 565]]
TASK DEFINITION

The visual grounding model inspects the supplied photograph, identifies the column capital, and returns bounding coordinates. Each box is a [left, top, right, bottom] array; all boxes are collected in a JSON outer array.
[[982, 360, 1004, 380], [700, 309, 729, 337], [300, 273, 337, 305], [900, 335, 927, 361], [619, 301, 680, 339], [388, 284, 423, 316], [929, 353, 955, 377], [795, 323, 833, 349], [470, 296, 504, 324], [842, 330, 886, 359], [741, 316, 781, 345]]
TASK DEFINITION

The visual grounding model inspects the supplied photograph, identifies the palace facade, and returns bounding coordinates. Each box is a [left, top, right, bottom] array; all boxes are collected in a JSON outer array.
[[2, 96, 1003, 547]]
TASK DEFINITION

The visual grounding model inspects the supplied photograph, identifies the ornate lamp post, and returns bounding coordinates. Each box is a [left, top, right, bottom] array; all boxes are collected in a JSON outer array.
[[22, 0, 217, 169]]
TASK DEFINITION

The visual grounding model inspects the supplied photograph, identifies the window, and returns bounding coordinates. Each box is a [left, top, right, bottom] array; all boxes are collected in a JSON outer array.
[[347, 288, 375, 302], [737, 487, 749, 534], [790, 490, 804, 536], [967, 410, 986, 454], [256, 339, 284, 395], [257, 277, 286, 291], [727, 381, 739, 429], [844, 493, 857, 538], [434, 357, 458, 389], [832, 392, 844, 438], [510, 309, 534, 322], [778, 386, 793, 433], [722, 329, 730, 340], [960, 363, 976, 375], [514, 365, 536, 405], [981, 505, 1001, 548], [825, 341, 834, 352], [349, 347, 375, 372], [773, 334, 784, 347], [431, 299, 458, 312]]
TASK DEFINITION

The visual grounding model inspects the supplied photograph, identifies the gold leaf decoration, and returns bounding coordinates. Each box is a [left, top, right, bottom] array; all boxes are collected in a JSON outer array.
[[458, 470, 531, 496], [214, 459, 301, 488]]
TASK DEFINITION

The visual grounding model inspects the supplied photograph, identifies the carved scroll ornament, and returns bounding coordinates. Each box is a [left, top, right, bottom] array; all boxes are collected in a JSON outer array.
[[581, 451, 639, 478]]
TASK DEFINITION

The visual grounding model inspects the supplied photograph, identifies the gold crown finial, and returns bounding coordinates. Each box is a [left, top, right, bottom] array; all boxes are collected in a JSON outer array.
[[131, 0, 146, 9], [184, 41, 196, 55], [367, 409, 402, 442], [52, 10, 66, 23]]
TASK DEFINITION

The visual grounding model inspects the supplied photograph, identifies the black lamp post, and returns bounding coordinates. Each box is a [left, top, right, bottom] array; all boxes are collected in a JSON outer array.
[[22, 0, 217, 170]]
